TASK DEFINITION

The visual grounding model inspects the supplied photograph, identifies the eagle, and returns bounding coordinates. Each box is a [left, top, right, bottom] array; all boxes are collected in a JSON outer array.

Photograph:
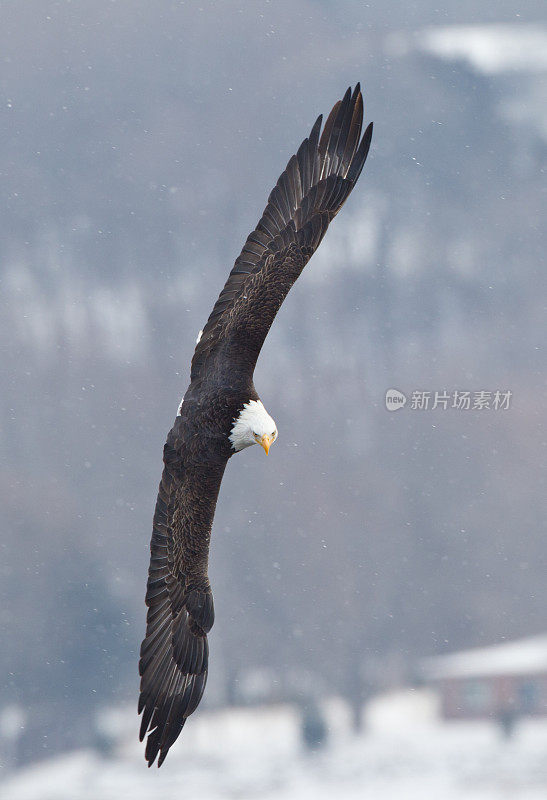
[[139, 85, 373, 766]]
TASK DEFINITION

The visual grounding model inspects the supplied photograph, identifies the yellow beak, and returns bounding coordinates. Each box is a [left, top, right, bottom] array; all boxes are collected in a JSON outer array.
[[258, 434, 273, 455]]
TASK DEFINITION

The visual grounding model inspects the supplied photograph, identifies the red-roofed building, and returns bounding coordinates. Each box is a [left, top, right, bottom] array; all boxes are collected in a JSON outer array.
[[423, 635, 547, 725]]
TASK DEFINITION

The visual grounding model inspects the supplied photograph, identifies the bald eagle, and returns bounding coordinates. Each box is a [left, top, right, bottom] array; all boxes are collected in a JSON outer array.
[[139, 85, 373, 766]]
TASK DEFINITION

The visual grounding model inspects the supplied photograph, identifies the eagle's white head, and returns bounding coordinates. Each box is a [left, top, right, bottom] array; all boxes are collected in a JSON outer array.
[[229, 399, 278, 454]]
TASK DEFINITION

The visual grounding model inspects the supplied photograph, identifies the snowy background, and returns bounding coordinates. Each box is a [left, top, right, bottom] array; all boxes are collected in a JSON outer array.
[[3, 693, 547, 800], [1, 0, 546, 796]]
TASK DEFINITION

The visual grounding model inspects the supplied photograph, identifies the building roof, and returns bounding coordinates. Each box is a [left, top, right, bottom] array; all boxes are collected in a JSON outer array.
[[422, 635, 547, 680]]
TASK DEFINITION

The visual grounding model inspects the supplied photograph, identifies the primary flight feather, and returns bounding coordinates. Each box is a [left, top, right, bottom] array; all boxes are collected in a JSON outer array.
[[139, 84, 373, 766]]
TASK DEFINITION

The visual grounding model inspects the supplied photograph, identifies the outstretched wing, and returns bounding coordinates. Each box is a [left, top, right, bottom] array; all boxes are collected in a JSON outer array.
[[138, 422, 226, 767], [190, 84, 373, 384]]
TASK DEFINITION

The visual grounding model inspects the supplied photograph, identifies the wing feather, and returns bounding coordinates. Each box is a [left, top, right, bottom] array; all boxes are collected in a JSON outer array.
[[190, 85, 373, 383], [139, 428, 226, 767]]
